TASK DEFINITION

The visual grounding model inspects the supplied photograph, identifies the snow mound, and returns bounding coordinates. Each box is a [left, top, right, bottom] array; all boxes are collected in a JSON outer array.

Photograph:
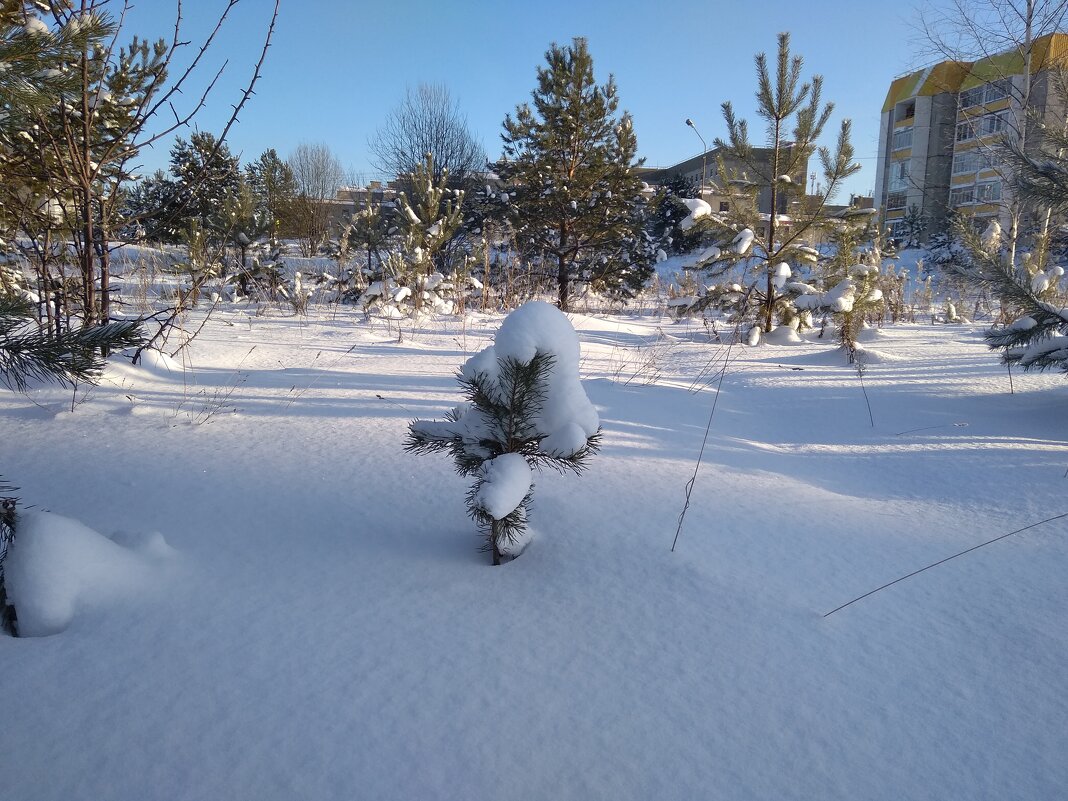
[[764, 325, 803, 345], [474, 453, 532, 520], [853, 346, 905, 364], [5, 511, 174, 637], [462, 301, 599, 442], [132, 348, 182, 374], [678, 198, 711, 230]]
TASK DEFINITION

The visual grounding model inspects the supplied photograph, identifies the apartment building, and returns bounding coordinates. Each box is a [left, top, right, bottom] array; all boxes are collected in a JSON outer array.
[[876, 32, 1068, 242]]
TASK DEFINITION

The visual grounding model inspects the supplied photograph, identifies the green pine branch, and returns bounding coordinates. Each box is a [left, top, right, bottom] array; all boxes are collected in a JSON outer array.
[[0, 296, 143, 391]]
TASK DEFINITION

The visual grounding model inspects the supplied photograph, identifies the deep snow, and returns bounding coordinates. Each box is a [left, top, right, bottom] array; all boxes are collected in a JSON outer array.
[[1, 302, 1066, 800]]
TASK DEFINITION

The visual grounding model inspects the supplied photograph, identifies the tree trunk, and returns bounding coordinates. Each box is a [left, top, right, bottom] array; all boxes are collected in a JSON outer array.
[[557, 221, 570, 312], [99, 236, 110, 323], [557, 253, 569, 312], [1, 498, 17, 637], [490, 519, 502, 566], [765, 126, 782, 335]]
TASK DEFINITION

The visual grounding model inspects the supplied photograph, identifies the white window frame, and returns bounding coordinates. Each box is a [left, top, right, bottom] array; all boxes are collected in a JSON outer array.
[[952, 151, 977, 174], [888, 160, 911, 191], [892, 127, 913, 151], [984, 79, 1010, 104], [960, 86, 984, 109], [949, 185, 975, 206], [976, 179, 1002, 203]]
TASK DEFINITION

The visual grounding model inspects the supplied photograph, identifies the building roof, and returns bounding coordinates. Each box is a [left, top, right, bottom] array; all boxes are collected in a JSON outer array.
[[881, 32, 1068, 112]]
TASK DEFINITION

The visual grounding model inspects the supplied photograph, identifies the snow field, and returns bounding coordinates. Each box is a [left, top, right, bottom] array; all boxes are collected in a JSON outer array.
[[1, 304, 1066, 800]]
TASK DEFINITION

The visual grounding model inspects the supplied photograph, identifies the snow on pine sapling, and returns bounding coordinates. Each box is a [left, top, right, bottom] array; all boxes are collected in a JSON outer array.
[[406, 301, 601, 565]]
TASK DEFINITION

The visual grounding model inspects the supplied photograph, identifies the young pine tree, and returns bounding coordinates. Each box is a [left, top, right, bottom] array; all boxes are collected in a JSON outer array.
[[794, 212, 885, 359], [406, 301, 600, 564], [500, 37, 650, 311], [705, 32, 860, 338]]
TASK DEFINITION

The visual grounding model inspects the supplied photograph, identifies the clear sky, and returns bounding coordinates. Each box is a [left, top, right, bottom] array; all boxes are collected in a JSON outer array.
[[119, 0, 930, 200]]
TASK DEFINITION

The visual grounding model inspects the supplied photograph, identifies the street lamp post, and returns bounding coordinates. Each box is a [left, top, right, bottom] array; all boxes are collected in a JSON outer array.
[[685, 118, 707, 197]]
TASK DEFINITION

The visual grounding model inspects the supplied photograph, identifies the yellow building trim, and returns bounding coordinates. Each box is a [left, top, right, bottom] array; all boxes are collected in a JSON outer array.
[[959, 32, 1068, 89], [882, 61, 970, 112]]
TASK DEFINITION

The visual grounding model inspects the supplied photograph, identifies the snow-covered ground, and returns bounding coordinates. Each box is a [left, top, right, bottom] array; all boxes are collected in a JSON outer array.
[[2, 303, 1066, 800]]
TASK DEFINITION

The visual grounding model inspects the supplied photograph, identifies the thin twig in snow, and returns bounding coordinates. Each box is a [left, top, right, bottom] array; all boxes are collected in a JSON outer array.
[[823, 511, 1068, 618]]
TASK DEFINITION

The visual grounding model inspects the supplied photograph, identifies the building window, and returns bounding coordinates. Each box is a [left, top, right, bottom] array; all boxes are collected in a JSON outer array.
[[976, 179, 1002, 203], [952, 150, 997, 175], [896, 100, 915, 122], [952, 151, 999, 175], [984, 79, 1010, 104], [960, 85, 984, 109], [953, 151, 975, 174], [956, 120, 975, 142], [888, 160, 911, 191], [886, 191, 907, 210], [960, 79, 1011, 110], [978, 110, 1009, 137], [892, 127, 913, 151], [949, 185, 975, 206], [719, 201, 730, 212]]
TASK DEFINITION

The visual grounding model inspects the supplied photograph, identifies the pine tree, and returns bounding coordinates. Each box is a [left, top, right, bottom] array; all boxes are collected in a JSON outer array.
[[794, 212, 886, 358], [406, 302, 600, 564], [942, 66, 1068, 373], [946, 218, 1068, 372], [500, 37, 649, 311], [703, 33, 860, 338], [245, 148, 298, 246], [0, 294, 141, 392], [368, 153, 465, 315]]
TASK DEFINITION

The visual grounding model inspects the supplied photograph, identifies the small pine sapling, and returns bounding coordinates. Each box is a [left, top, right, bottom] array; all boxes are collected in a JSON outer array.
[[406, 302, 601, 564]]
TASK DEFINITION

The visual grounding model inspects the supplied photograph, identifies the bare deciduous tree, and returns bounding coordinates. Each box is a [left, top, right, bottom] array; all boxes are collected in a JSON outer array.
[[0, 0, 279, 333], [370, 83, 486, 187], [288, 141, 347, 256]]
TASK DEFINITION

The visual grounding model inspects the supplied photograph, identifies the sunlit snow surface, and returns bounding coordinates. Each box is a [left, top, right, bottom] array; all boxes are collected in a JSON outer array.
[[2, 285, 1066, 800]]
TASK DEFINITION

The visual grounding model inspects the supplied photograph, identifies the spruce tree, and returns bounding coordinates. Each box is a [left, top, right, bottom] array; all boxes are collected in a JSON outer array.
[[650, 173, 704, 256], [500, 37, 650, 311], [703, 33, 860, 338]]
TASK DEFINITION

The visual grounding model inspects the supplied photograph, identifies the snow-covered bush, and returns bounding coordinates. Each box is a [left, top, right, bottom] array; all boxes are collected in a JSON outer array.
[[363, 153, 467, 318], [406, 301, 601, 564], [792, 222, 886, 358]]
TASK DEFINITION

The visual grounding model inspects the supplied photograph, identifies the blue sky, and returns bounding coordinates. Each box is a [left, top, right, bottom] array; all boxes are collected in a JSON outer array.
[[121, 0, 926, 200]]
